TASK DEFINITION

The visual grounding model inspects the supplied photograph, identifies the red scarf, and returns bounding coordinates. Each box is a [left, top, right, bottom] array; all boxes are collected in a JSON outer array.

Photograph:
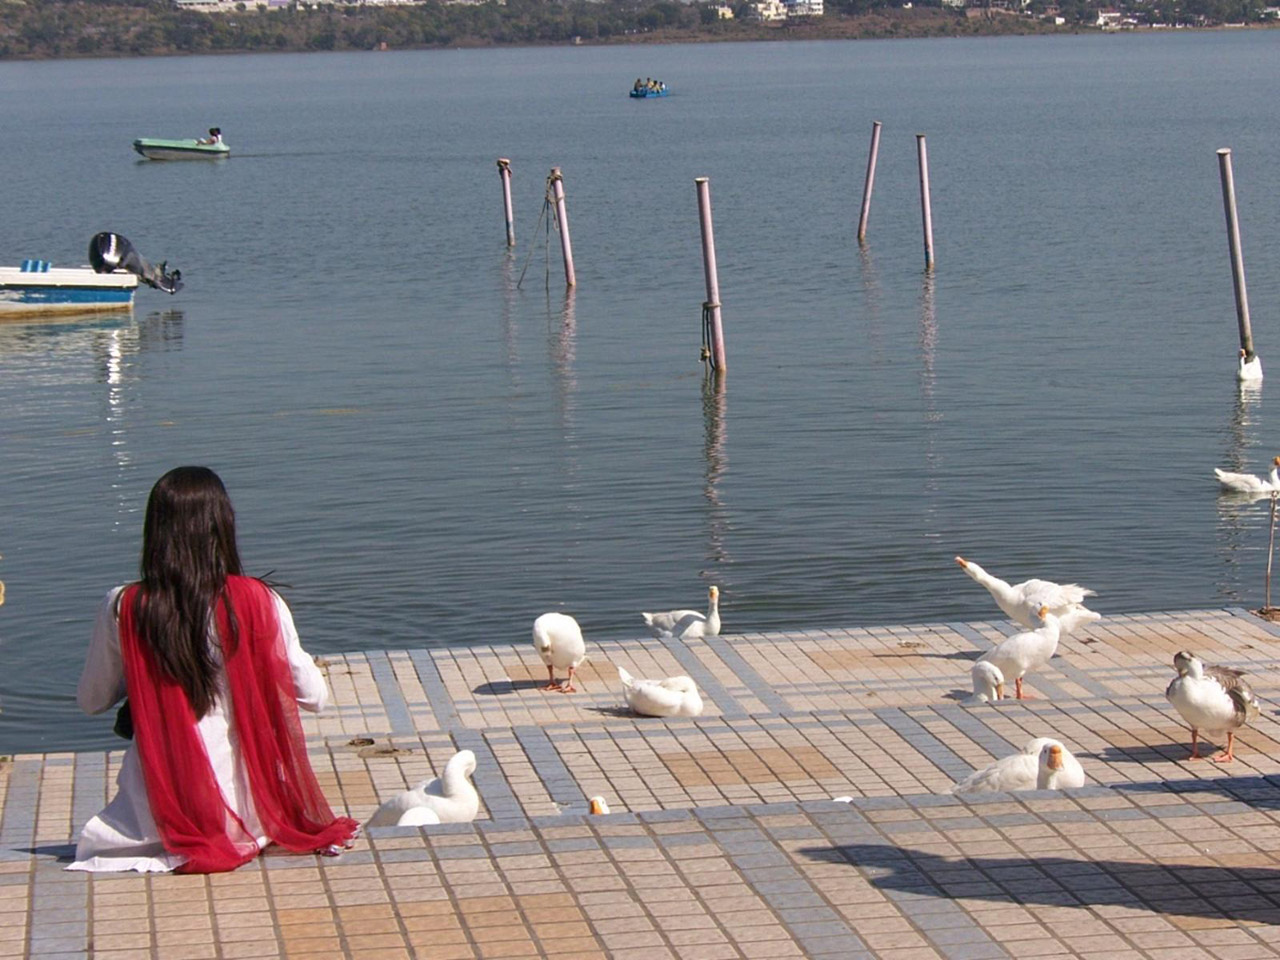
[[118, 576, 357, 873]]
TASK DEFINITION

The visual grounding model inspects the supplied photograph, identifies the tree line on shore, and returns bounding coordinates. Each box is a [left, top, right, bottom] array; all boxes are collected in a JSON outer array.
[[0, 0, 1272, 59]]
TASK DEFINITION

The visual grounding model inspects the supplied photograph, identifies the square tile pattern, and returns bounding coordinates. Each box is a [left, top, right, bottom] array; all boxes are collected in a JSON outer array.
[[4, 608, 1280, 957]]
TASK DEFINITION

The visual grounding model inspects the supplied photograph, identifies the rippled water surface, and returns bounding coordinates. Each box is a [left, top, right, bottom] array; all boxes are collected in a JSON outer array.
[[2, 33, 1280, 752]]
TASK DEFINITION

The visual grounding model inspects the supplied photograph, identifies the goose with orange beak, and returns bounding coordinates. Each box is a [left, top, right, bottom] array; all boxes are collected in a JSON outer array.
[[954, 556, 1099, 632], [1037, 741, 1085, 790], [1213, 455, 1280, 495], [977, 605, 1061, 700], [951, 737, 1084, 794]]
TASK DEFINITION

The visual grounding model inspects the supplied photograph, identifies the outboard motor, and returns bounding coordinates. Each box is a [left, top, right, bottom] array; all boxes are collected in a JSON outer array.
[[89, 232, 182, 295]]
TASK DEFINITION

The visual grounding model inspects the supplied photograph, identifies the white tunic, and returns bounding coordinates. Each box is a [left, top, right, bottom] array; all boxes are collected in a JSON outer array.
[[68, 586, 330, 873]]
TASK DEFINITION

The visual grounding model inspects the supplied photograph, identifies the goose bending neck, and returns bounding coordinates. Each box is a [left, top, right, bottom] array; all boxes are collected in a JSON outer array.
[[444, 752, 476, 793]]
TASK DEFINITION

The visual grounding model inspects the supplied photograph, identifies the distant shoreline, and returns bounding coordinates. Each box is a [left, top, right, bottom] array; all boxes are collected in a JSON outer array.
[[1, 4, 1274, 62]]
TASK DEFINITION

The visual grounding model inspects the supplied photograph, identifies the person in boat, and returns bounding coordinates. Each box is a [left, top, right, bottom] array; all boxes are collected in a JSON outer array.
[[197, 127, 222, 145], [634, 78, 643, 91], [68, 466, 357, 874]]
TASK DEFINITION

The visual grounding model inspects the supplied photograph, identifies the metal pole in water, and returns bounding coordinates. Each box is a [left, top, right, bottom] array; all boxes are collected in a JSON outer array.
[[856, 121, 882, 243], [1217, 148, 1257, 366], [917, 134, 935, 270], [550, 167, 576, 287], [696, 177, 727, 372], [497, 158, 515, 247]]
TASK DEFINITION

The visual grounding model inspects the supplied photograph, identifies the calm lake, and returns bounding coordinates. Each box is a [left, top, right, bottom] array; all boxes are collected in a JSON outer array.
[[2, 31, 1279, 753]]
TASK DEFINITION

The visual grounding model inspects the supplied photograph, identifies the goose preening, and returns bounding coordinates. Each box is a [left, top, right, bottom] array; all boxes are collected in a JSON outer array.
[[1238, 347, 1264, 383], [618, 666, 704, 717], [1213, 455, 1280, 495], [1165, 651, 1260, 763], [951, 738, 1085, 795], [955, 556, 1099, 632], [641, 585, 720, 640], [366, 749, 480, 826], [532, 612, 588, 693], [977, 606, 1061, 700], [966, 661, 1005, 704]]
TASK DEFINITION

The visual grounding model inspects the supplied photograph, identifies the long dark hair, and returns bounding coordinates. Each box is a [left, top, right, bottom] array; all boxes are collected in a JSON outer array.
[[129, 466, 244, 719]]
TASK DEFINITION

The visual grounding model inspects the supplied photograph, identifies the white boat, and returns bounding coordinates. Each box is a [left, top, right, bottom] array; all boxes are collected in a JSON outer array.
[[0, 260, 137, 317]]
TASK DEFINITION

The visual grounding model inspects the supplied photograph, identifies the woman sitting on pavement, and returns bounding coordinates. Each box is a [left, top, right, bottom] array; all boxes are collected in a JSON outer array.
[[68, 466, 357, 873]]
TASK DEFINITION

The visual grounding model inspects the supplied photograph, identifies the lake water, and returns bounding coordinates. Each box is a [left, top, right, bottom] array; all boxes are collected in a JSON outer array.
[[2, 32, 1279, 754]]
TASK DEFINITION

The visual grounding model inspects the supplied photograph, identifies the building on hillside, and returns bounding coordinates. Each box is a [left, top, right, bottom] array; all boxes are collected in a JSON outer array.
[[1096, 9, 1122, 26], [747, 0, 788, 19], [713, 3, 735, 16], [785, 0, 824, 15]]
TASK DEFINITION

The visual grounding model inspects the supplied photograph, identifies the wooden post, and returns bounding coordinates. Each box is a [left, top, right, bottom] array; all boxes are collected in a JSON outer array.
[[549, 167, 576, 287], [917, 134, 935, 270], [856, 121, 882, 243], [696, 177, 727, 372], [1218, 148, 1256, 364], [497, 158, 515, 247]]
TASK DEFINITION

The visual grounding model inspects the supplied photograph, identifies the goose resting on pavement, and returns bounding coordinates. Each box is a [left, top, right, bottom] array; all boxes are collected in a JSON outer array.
[[366, 750, 480, 826], [951, 738, 1085, 794]]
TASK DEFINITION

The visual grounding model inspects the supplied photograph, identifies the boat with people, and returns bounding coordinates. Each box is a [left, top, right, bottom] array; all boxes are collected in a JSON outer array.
[[630, 78, 668, 98], [133, 127, 229, 161]]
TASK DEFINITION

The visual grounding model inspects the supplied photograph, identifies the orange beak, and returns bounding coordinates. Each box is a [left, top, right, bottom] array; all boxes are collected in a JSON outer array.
[[1048, 745, 1064, 770], [588, 797, 609, 815], [1038, 605, 1050, 620], [955, 556, 967, 568]]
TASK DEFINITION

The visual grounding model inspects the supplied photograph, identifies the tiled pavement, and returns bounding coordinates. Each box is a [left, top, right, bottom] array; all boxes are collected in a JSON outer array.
[[5, 608, 1280, 958]]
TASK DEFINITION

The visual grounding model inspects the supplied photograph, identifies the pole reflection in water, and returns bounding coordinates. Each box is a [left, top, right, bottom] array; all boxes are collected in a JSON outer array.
[[501, 249, 520, 390], [856, 241, 885, 361], [1215, 377, 1270, 601], [918, 271, 942, 537], [701, 371, 732, 571], [550, 289, 579, 507]]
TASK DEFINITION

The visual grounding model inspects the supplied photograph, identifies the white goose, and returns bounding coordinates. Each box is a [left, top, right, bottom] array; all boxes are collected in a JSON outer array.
[[532, 612, 588, 693], [395, 806, 441, 827], [1238, 347, 1264, 383], [951, 738, 1084, 794], [966, 661, 1005, 704], [1213, 455, 1280, 495], [955, 556, 1098, 631], [1165, 650, 1260, 763], [618, 666, 704, 717], [366, 749, 480, 826], [978, 606, 1061, 700], [641, 585, 720, 639]]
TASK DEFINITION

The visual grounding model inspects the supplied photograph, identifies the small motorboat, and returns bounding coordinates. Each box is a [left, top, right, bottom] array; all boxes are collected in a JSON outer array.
[[0, 234, 181, 318], [0, 261, 137, 317], [133, 129, 229, 161]]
